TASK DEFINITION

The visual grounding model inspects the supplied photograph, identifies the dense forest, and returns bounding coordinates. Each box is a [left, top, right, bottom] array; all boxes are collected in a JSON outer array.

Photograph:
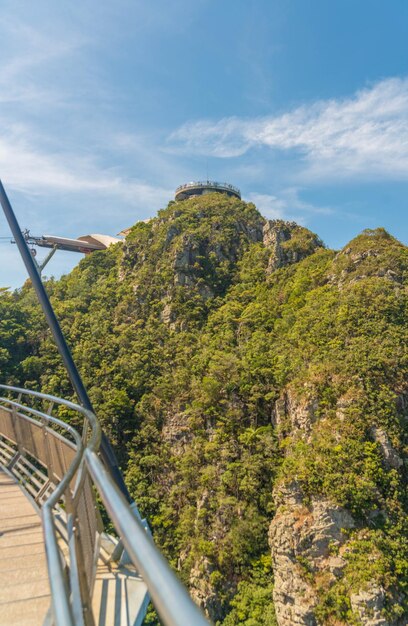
[[1, 193, 407, 625]]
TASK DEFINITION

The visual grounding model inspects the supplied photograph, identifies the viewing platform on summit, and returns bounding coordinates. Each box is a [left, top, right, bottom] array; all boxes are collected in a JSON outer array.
[[175, 180, 241, 201]]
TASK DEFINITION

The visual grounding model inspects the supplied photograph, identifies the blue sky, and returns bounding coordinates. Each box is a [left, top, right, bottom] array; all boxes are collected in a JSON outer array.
[[1, 0, 407, 287]]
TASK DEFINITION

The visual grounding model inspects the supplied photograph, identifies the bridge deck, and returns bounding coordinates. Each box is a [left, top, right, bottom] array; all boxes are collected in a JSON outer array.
[[0, 468, 50, 625]]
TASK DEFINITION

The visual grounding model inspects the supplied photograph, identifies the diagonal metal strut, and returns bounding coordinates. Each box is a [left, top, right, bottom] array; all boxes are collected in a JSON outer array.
[[0, 179, 132, 503]]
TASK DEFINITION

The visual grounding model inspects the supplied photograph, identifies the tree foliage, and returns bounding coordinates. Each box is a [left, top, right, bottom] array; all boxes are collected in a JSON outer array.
[[2, 195, 407, 624]]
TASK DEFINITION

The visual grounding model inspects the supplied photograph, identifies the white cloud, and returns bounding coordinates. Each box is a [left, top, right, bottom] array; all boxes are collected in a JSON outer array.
[[0, 126, 171, 207], [247, 188, 333, 222], [0, 15, 175, 214], [169, 77, 408, 181], [247, 193, 286, 219]]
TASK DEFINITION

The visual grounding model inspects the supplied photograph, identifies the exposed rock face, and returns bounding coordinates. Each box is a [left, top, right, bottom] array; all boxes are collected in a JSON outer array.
[[189, 556, 223, 622], [156, 214, 322, 328], [328, 228, 407, 287], [165, 224, 180, 246], [273, 390, 319, 439], [161, 301, 175, 325], [397, 391, 408, 421], [350, 586, 390, 626], [167, 217, 322, 293], [269, 483, 355, 626], [188, 489, 226, 622], [263, 220, 323, 272], [270, 384, 408, 625], [173, 236, 200, 288], [161, 409, 192, 448], [371, 427, 403, 470]]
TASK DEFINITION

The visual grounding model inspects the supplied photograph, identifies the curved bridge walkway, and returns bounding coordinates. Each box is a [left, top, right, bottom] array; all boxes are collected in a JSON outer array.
[[0, 468, 50, 625], [0, 386, 210, 626], [0, 466, 148, 626]]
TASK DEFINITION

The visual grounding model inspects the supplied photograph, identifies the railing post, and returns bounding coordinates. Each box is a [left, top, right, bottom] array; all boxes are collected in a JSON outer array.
[[39, 416, 54, 503], [12, 397, 23, 456], [66, 515, 83, 626]]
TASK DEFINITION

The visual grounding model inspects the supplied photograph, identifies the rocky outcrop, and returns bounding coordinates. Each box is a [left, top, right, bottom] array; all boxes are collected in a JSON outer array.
[[189, 557, 224, 622], [269, 483, 355, 626], [173, 237, 200, 288], [370, 427, 403, 470], [263, 220, 323, 273], [160, 218, 323, 334], [273, 389, 319, 439], [328, 228, 407, 286], [270, 383, 408, 625], [188, 489, 227, 622], [161, 409, 192, 448], [350, 586, 390, 626]]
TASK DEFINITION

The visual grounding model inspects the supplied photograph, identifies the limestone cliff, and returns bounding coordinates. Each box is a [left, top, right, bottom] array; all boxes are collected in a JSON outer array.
[[267, 229, 408, 625], [262, 220, 323, 272]]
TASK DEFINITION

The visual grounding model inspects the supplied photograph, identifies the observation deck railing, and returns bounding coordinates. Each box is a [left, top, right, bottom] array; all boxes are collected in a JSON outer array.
[[175, 181, 241, 199], [0, 385, 210, 626]]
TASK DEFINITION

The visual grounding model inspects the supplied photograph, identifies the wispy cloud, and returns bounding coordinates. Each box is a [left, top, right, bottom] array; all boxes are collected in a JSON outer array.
[[169, 77, 408, 181], [247, 188, 333, 222], [0, 13, 172, 216], [0, 16, 86, 106], [0, 128, 171, 209]]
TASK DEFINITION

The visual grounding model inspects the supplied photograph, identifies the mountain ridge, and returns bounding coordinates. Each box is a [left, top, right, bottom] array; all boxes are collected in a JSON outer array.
[[1, 193, 407, 625]]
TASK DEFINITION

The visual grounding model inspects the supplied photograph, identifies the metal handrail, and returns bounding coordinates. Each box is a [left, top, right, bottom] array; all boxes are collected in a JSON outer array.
[[0, 385, 210, 626], [175, 180, 241, 196], [86, 450, 209, 626], [0, 386, 94, 625]]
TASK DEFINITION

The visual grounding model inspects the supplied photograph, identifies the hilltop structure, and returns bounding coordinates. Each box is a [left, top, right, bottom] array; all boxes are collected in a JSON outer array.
[[120, 182, 241, 237], [174, 180, 241, 201]]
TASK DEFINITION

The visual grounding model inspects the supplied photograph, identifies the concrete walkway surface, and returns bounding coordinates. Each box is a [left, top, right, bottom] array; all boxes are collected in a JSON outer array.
[[0, 468, 50, 626]]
